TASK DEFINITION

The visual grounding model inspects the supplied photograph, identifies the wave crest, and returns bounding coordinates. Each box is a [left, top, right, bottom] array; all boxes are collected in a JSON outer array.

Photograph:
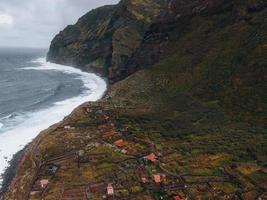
[[0, 58, 107, 185]]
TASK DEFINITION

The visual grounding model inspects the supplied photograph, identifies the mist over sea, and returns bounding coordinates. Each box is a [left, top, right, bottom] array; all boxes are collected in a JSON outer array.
[[0, 48, 106, 186]]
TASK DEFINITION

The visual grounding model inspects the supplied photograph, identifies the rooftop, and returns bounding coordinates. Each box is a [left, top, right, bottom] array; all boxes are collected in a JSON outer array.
[[146, 153, 157, 162], [154, 174, 161, 183]]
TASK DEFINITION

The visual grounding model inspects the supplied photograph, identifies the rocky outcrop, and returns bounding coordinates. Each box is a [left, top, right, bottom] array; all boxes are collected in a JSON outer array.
[[47, 5, 115, 75], [47, 0, 165, 82]]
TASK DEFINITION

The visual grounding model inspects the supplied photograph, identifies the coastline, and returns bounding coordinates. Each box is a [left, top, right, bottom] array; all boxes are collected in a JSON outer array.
[[0, 61, 108, 198], [0, 148, 26, 197]]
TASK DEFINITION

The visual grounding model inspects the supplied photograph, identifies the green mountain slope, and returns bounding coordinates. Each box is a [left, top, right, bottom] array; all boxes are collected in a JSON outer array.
[[124, 0, 267, 125]]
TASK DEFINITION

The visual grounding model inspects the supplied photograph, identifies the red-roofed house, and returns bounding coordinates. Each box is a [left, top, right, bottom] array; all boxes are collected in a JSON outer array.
[[174, 195, 183, 200], [146, 153, 157, 163], [153, 174, 161, 184], [114, 139, 126, 147]]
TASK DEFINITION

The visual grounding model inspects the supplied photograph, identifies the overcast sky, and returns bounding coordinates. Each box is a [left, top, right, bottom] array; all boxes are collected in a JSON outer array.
[[0, 0, 119, 48]]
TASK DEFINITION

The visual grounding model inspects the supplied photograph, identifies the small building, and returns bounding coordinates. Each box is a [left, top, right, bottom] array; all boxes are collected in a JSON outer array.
[[146, 153, 157, 163], [154, 174, 161, 184], [64, 125, 75, 130], [114, 139, 125, 147], [107, 184, 114, 196], [64, 125, 71, 129], [174, 195, 183, 200], [40, 179, 49, 188]]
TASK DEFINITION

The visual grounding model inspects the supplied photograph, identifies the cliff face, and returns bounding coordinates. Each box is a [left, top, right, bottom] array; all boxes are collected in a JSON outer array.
[[4, 0, 267, 199], [47, 5, 115, 75], [47, 0, 165, 81]]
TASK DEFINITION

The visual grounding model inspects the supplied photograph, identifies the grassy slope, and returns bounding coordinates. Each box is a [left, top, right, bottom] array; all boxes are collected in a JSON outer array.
[[123, 1, 267, 125]]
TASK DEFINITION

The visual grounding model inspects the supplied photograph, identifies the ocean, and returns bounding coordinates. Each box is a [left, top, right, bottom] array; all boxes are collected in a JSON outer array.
[[0, 48, 106, 185]]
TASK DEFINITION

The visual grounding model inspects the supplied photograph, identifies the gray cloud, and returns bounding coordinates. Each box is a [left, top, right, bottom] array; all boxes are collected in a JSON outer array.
[[0, 0, 119, 48]]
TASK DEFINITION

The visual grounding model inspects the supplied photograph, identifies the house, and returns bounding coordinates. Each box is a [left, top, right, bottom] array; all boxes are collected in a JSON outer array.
[[40, 179, 49, 188], [64, 125, 75, 130], [174, 195, 183, 200], [107, 184, 114, 196], [64, 125, 71, 129], [146, 153, 157, 163], [154, 174, 161, 184], [114, 139, 128, 148], [114, 139, 127, 147]]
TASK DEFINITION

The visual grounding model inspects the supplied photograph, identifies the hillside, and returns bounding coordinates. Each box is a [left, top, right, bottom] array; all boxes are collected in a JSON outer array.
[[4, 0, 267, 199]]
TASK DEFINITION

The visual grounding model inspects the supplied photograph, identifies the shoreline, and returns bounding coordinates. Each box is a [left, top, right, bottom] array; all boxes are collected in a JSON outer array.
[[0, 147, 26, 197], [0, 63, 108, 198]]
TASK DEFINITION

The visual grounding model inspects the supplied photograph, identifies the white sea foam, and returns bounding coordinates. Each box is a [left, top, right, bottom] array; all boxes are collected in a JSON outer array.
[[0, 58, 107, 185]]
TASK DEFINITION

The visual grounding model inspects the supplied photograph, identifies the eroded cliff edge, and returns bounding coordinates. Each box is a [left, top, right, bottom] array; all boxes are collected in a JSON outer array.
[[4, 0, 267, 199], [47, 0, 165, 82]]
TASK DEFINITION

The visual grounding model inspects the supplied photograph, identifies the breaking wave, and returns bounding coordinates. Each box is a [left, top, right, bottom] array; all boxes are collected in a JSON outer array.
[[0, 58, 106, 185]]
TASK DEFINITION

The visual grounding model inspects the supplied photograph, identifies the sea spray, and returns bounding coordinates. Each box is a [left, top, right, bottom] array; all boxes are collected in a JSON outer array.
[[0, 58, 106, 186]]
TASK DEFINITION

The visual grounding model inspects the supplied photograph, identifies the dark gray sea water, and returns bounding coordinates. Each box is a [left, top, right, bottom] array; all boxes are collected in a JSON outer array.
[[0, 47, 106, 184], [0, 48, 84, 124]]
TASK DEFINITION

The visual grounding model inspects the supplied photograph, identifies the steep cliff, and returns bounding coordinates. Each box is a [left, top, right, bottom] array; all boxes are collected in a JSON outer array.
[[4, 0, 267, 199], [47, 5, 115, 75], [47, 0, 165, 82]]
